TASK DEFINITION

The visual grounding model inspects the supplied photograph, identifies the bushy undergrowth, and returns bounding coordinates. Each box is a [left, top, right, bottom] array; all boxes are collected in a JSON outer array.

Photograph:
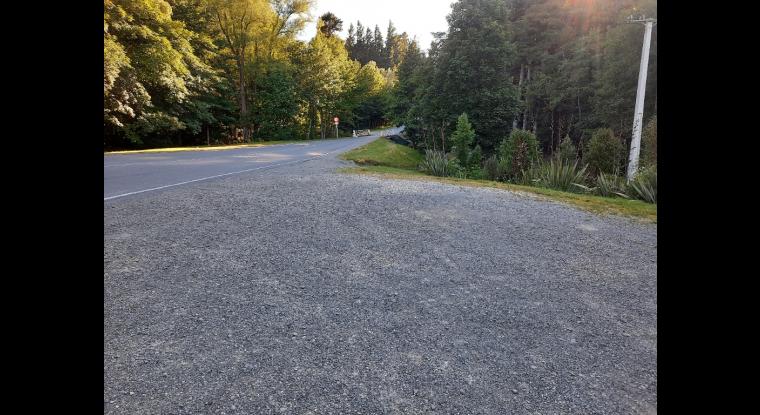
[[520, 156, 588, 193], [595, 171, 630, 198], [483, 155, 507, 181], [419, 150, 454, 177], [628, 166, 657, 203], [498, 129, 541, 179], [413, 126, 656, 205], [584, 128, 624, 176]]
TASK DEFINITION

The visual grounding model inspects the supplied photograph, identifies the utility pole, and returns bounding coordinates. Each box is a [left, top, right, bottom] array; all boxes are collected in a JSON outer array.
[[626, 15, 656, 182]]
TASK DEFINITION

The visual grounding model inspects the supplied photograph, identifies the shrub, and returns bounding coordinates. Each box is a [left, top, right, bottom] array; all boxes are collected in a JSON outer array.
[[419, 150, 453, 177], [451, 113, 476, 166], [498, 129, 541, 179], [529, 156, 589, 193], [558, 134, 578, 162], [627, 166, 657, 203], [584, 128, 624, 176], [483, 155, 507, 181], [642, 115, 657, 167], [469, 144, 483, 169], [595, 171, 629, 198], [516, 165, 540, 186]]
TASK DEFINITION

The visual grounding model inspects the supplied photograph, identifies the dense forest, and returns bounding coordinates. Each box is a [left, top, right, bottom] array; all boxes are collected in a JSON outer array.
[[104, 0, 403, 149], [394, 0, 656, 157], [104, 0, 657, 174]]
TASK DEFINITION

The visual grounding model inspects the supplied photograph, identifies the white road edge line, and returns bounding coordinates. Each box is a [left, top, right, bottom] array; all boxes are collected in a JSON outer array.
[[104, 155, 321, 201], [103, 138, 372, 202]]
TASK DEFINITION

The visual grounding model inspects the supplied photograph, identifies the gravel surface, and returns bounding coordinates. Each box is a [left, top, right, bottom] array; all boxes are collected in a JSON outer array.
[[104, 152, 657, 414]]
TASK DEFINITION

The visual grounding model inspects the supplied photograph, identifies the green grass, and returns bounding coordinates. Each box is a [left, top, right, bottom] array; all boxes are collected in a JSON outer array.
[[339, 138, 656, 223], [340, 137, 423, 170]]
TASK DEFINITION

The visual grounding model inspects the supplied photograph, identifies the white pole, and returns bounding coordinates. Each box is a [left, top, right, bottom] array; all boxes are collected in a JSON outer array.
[[627, 19, 655, 182]]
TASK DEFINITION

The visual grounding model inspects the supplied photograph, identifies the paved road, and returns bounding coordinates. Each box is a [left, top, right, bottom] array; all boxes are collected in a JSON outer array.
[[104, 128, 399, 200], [104, 133, 657, 413]]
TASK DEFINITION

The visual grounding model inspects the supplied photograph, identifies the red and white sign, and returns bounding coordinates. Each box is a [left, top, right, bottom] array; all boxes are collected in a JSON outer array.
[[333, 117, 339, 125]]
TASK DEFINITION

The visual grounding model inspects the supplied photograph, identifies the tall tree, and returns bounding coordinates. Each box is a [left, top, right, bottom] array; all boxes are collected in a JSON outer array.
[[104, 0, 210, 146], [318, 12, 343, 37], [372, 25, 384, 66], [383, 20, 397, 68], [432, 0, 520, 151], [209, 0, 274, 140]]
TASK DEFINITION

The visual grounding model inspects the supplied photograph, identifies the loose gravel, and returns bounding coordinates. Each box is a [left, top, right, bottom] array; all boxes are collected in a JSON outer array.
[[104, 154, 657, 414]]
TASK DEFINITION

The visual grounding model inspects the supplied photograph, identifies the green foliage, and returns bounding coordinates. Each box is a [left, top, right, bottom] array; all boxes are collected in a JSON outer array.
[[483, 155, 507, 181], [419, 150, 454, 177], [628, 166, 657, 204], [104, 0, 658, 168], [251, 62, 300, 140], [595, 172, 630, 199], [584, 128, 624, 176], [469, 145, 483, 169], [319, 12, 342, 37], [642, 115, 657, 167], [524, 156, 589, 193], [429, 0, 519, 151], [498, 129, 541, 179], [451, 113, 476, 166], [341, 138, 423, 170], [558, 134, 578, 162]]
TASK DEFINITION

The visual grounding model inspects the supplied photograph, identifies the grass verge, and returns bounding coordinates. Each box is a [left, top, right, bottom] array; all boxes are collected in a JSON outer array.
[[339, 138, 656, 223], [340, 137, 423, 169]]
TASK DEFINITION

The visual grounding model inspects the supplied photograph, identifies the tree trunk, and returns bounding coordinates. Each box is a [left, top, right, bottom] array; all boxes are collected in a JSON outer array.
[[522, 65, 531, 130], [429, 126, 435, 151], [207, 125, 210, 146], [550, 110, 554, 154], [307, 102, 314, 140], [320, 110, 325, 139], [237, 54, 247, 121], [440, 122, 446, 153], [513, 64, 525, 130]]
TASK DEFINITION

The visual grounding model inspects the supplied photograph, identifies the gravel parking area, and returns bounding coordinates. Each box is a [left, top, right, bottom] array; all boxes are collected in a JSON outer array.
[[104, 154, 657, 414]]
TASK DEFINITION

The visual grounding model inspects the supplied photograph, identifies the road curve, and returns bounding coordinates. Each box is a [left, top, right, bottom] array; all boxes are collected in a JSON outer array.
[[104, 128, 400, 200]]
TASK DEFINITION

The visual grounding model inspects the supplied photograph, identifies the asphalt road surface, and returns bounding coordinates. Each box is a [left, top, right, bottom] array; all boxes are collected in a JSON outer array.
[[104, 130, 657, 414], [104, 129, 396, 200]]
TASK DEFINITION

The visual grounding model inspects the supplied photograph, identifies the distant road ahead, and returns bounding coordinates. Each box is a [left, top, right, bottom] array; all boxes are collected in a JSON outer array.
[[104, 127, 401, 200]]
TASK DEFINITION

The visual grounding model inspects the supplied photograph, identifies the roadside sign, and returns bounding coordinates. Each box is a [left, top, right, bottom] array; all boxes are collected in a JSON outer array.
[[333, 117, 339, 125]]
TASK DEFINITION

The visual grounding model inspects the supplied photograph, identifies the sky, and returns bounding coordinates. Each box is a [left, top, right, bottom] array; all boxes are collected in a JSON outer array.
[[297, 0, 453, 52]]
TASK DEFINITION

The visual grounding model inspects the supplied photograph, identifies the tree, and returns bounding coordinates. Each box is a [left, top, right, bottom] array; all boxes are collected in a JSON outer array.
[[431, 0, 520, 152], [319, 12, 343, 37], [451, 113, 476, 166], [372, 25, 385, 66], [641, 115, 656, 167], [498, 129, 541, 179], [297, 21, 357, 139], [558, 134, 577, 162], [104, 0, 210, 147], [250, 61, 300, 139], [383, 21, 397, 68], [209, 0, 274, 140], [346, 23, 356, 51], [584, 128, 624, 176], [351, 61, 387, 128]]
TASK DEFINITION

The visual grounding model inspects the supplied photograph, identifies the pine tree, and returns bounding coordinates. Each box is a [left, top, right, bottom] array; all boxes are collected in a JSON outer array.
[[451, 113, 476, 166]]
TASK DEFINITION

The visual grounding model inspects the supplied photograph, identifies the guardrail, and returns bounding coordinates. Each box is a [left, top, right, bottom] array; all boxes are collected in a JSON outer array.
[[352, 129, 371, 137]]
